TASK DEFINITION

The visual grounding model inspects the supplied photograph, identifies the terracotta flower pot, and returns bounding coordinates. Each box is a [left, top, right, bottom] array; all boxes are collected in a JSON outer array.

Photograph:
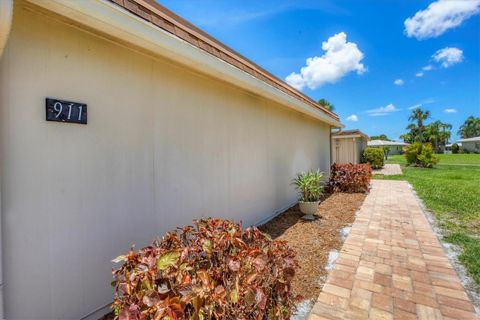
[[299, 201, 319, 215]]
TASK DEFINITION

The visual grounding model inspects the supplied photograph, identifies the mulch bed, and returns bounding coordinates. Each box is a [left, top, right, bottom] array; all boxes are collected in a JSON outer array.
[[258, 192, 366, 301], [101, 192, 365, 319]]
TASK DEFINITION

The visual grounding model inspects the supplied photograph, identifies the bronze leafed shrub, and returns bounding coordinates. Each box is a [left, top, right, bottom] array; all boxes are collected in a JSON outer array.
[[111, 218, 298, 320], [329, 163, 372, 193]]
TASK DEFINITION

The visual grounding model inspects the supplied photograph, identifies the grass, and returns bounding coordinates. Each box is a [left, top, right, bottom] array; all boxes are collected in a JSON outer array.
[[376, 154, 480, 285], [387, 153, 480, 165]]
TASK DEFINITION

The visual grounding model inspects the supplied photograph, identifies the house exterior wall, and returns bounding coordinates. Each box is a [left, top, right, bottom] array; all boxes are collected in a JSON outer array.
[[0, 5, 331, 319], [388, 145, 404, 155], [369, 145, 404, 155], [462, 141, 480, 153], [357, 138, 367, 161]]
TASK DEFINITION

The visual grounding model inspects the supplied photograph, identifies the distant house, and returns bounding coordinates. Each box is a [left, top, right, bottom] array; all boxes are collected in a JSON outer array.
[[332, 130, 369, 164], [367, 140, 409, 155], [457, 136, 480, 153]]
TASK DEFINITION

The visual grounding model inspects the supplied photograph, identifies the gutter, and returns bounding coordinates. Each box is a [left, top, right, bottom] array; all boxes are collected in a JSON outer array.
[[0, 0, 13, 317], [26, 0, 343, 128]]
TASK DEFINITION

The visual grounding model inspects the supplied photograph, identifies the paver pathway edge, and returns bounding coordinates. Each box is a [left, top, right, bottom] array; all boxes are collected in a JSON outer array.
[[308, 180, 478, 320], [372, 164, 402, 176]]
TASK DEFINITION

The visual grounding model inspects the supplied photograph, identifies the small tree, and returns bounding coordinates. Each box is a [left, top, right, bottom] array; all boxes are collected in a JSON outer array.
[[407, 108, 430, 142], [452, 143, 460, 154], [383, 146, 391, 160]]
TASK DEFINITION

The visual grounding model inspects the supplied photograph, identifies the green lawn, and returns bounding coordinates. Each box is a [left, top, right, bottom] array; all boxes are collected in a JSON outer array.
[[387, 153, 480, 165], [376, 154, 480, 285]]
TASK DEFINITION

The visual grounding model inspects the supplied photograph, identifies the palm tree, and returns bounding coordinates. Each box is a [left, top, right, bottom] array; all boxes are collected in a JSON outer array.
[[318, 98, 334, 111], [458, 116, 480, 138], [426, 121, 452, 152], [400, 132, 414, 144], [408, 108, 430, 142], [406, 123, 420, 142], [440, 122, 452, 150]]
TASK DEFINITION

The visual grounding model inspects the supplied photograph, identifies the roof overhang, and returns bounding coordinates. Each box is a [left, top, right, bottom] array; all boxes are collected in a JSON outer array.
[[457, 137, 480, 143], [26, 0, 343, 128], [332, 134, 364, 139]]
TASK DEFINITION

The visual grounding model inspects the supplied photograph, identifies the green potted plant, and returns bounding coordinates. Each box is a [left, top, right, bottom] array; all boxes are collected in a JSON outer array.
[[292, 170, 324, 216]]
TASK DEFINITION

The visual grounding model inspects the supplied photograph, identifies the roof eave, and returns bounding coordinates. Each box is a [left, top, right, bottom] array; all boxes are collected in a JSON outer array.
[[457, 137, 480, 142], [26, 0, 342, 128]]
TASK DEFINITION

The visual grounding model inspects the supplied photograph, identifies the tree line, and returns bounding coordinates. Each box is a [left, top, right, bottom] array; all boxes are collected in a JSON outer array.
[[399, 108, 479, 152], [318, 98, 479, 152]]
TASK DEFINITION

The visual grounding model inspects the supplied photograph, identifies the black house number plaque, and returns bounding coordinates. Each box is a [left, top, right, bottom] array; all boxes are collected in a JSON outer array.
[[46, 98, 87, 124]]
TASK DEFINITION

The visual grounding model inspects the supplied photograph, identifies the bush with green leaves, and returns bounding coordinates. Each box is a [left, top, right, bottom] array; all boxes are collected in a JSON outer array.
[[452, 143, 460, 154], [361, 147, 384, 169], [404, 142, 439, 168], [292, 170, 324, 202], [111, 218, 298, 320]]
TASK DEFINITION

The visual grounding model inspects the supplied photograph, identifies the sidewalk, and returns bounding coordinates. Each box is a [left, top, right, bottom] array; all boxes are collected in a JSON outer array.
[[373, 164, 402, 176], [309, 180, 478, 320]]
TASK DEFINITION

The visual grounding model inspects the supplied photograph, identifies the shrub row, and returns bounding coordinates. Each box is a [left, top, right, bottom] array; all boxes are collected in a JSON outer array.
[[329, 163, 372, 193], [111, 218, 298, 320], [361, 147, 384, 169]]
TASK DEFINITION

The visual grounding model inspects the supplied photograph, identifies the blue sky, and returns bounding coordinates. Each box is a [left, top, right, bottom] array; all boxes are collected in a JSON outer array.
[[160, 0, 480, 141]]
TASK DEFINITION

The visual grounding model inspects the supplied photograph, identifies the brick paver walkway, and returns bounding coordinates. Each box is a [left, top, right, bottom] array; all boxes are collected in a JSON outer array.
[[373, 164, 402, 176], [309, 180, 478, 320]]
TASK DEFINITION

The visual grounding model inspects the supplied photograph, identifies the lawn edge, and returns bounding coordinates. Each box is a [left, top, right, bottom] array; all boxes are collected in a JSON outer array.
[[406, 182, 480, 313]]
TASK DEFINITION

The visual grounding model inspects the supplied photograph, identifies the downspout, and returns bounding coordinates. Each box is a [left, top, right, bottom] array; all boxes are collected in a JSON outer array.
[[0, 0, 13, 318]]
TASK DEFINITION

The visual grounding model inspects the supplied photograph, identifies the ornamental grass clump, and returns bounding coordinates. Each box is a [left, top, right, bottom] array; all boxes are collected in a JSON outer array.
[[111, 218, 298, 320], [292, 170, 324, 202]]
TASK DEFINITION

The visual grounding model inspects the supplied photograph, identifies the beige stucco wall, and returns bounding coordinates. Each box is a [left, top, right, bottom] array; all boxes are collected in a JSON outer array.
[[0, 4, 331, 319]]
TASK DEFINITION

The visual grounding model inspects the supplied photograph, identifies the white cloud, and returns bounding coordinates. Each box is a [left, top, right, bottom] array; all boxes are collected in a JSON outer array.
[[285, 32, 366, 90], [433, 47, 464, 67], [444, 108, 457, 113], [409, 98, 435, 110], [346, 114, 359, 122], [422, 98, 435, 104], [423, 65, 433, 71], [366, 103, 399, 116], [404, 0, 480, 40], [394, 79, 404, 86], [416, 72, 424, 77], [408, 98, 435, 110]]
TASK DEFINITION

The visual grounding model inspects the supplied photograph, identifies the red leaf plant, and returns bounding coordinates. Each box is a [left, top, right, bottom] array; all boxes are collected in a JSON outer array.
[[111, 218, 299, 320], [329, 163, 372, 193]]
